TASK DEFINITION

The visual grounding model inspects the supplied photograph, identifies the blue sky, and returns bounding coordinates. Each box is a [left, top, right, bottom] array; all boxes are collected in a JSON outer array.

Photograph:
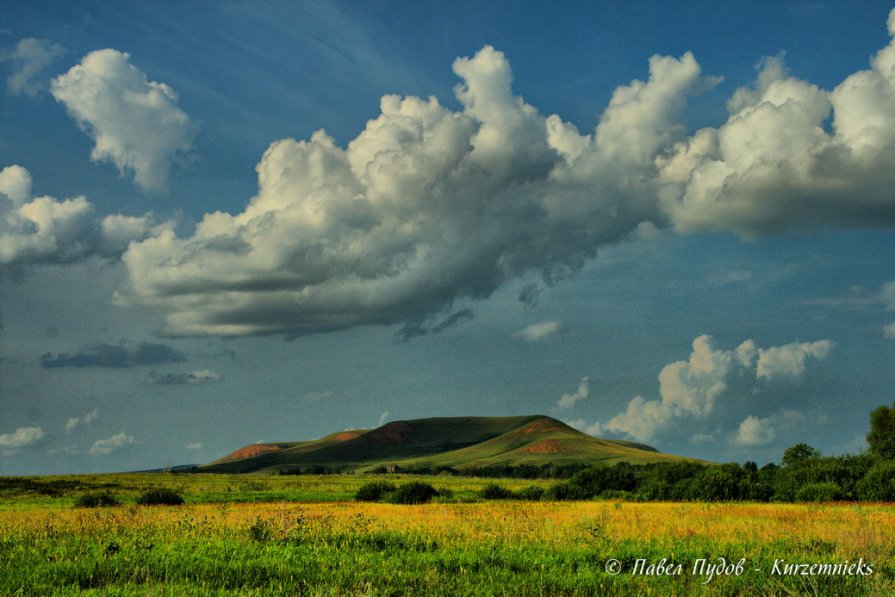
[[2, 1, 894, 474]]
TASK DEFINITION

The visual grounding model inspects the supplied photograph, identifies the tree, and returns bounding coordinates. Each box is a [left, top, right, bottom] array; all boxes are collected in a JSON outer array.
[[867, 401, 895, 459], [690, 464, 749, 501], [856, 460, 895, 501], [781, 443, 820, 467]]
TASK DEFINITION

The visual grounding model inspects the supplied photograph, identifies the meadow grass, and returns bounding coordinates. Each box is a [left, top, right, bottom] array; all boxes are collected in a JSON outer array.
[[1, 474, 893, 595]]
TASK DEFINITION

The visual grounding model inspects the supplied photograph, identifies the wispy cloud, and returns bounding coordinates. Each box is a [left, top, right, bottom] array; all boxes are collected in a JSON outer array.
[[1, 37, 64, 97], [65, 409, 99, 433], [557, 376, 589, 411], [89, 432, 136, 456], [147, 369, 220, 385], [513, 321, 564, 342], [707, 269, 753, 286], [884, 280, 895, 339]]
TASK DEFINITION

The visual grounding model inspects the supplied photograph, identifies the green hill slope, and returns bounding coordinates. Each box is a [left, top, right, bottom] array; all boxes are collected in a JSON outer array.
[[201, 415, 691, 474]]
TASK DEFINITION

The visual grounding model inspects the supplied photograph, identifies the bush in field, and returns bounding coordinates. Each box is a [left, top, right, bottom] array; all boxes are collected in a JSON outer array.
[[515, 486, 545, 501], [479, 483, 514, 500], [795, 482, 844, 503], [137, 487, 185, 506], [355, 481, 397, 502], [543, 482, 589, 501], [435, 487, 454, 500], [386, 482, 437, 504], [74, 491, 119, 508]]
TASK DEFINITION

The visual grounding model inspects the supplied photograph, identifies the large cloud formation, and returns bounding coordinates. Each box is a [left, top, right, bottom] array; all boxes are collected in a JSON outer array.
[[118, 46, 709, 337], [117, 10, 895, 338], [0, 165, 163, 269], [51, 49, 197, 193]]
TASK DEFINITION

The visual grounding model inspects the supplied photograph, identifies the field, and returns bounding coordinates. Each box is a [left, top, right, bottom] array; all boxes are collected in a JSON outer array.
[[1, 474, 894, 595]]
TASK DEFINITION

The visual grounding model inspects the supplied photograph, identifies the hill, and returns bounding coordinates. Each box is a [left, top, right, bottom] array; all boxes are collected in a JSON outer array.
[[201, 415, 691, 474]]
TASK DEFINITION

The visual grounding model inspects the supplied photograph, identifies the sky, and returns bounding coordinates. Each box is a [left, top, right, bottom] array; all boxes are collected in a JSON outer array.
[[2, 1, 894, 474]]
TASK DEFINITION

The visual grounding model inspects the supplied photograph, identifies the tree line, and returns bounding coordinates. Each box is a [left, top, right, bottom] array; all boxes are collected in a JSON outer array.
[[350, 401, 895, 503], [486, 400, 895, 503]]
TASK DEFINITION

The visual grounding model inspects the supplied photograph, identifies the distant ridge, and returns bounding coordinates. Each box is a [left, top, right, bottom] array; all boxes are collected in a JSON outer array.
[[201, 415, 690, 474]]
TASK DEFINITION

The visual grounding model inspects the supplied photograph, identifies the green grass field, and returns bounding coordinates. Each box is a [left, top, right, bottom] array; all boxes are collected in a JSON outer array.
[[2, 473, 894, 595]]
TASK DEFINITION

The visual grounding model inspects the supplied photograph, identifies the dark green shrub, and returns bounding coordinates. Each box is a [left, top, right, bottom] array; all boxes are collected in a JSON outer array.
[[543, 482, 589, 501], [515, 486, 545, 501], [690, 463, 750, 501], [435, 487, 454, 499], [570, 463, 637, 497], [137, 487, 185, 505], [74, 491, 119, 508], [795, 482, 844, 503], [355, 481, 396, 502], [386, 482, 437, 504], [247, 517, 273, 542], [479, 483, 513, 500], [635, 478, 671, 501]]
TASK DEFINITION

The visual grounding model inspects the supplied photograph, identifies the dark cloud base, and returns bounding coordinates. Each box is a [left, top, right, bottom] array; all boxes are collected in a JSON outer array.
[[41, 341, 186, 369]]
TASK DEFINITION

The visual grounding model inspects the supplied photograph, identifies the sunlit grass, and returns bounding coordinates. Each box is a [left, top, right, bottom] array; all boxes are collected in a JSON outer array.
[[1, 474, 893, 595]]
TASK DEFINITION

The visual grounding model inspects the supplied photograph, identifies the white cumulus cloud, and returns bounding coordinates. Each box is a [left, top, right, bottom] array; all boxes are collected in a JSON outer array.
[[732, 410, 805, 447], [755, 340, 835, 381], [659, 10, 895, 236], [1, 164, 167, 269], [116, 45, 710, 338], [115, 10, 895, 339], [89, 432, 137, 456], [0, 426, 46, 452], [588, 334, 832, 442], [51, 49, 197, 193]]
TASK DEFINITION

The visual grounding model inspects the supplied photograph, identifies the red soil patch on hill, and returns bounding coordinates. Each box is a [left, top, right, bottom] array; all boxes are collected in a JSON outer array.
[[222, 444, 283, 461], [368, 422, 412, 443], [332, 431, 362, 442], [518, 419, 565, 434], [521, 439, 564, 454]]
